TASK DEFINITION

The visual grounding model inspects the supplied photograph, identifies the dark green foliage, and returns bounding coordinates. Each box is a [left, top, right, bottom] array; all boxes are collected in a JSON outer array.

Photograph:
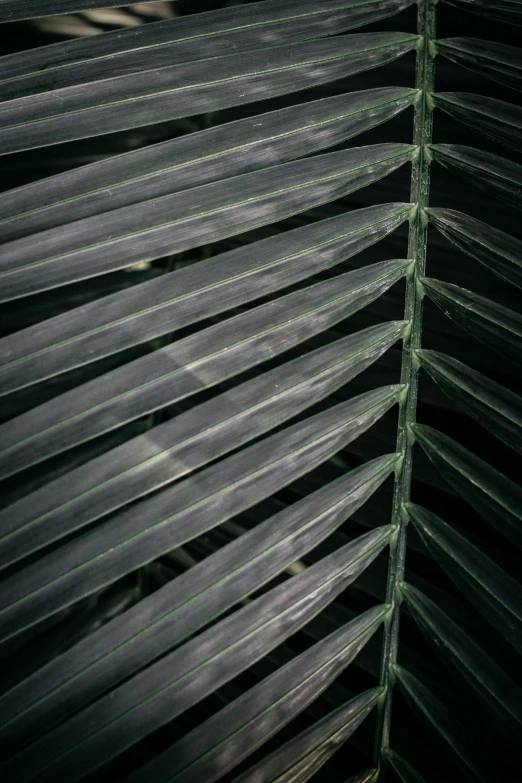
[[0, 2, 520, 781]]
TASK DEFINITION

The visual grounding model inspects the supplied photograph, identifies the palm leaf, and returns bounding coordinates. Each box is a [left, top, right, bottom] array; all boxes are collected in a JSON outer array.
[[2, 535, 390, 782], [0, 458, 395, 752], [0, 33, 418, 153], [104, 607, 388, 783], [0, 1, 520, 782]]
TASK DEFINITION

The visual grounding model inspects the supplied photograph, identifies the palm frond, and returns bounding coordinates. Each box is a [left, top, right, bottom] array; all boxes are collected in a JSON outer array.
[[0, 1, 520, 782]]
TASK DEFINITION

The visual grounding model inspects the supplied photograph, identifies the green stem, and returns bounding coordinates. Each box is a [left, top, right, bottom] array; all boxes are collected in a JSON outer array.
[[373, 0, 436, 770]]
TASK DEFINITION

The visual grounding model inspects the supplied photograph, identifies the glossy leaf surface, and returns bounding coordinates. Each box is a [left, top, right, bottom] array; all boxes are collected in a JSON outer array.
[[434, 92, 522, 151], [402, 583, 522, 725], [0, 259, 408, 478], [0, 90, 416, 241], [422, 278, 522, 365], [0, 0, 520, 780], [0, 457, 397, 753], [384, 749, 429, 783], [413, 424, 522, 548], [125, 606, 388, 783], [0, 387, 401, 642], [436, 38, 522, 92], [0, 144, 414, 301], [1, 536, 390, 782], [441, 0, 522, 26], [0, 0, 413, 29], [0, 1, 414, 95], [394, 666, 488, 782], [0, 33, 419, 154], [427, 205, 522, 287], [345, 772, 378, 783], [407, 504, 522, 649], [231, 689, 382, 783], [0, 204, 411, 394], [417, 350, 522, 455], [0, 0, 185, 21], [0, 323, 405, 567]]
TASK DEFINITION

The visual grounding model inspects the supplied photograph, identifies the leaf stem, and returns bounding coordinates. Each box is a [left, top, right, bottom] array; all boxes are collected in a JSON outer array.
[[373, 0, 436, 770]]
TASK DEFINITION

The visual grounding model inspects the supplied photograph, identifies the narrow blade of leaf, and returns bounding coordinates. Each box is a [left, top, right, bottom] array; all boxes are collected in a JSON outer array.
[[0, 203, 411, 394], [426, 205, 522, 287], [412, 423, 522, 548], [125, 605, 389, 783], [407, 503, 522, 649], [394, 665, 489, 782], [0, 1, 415, 96], [0, 455, 397, 754], [0, 581, 139, 695], [344, 772, 378, 783], [0, 91, 416, 241], [417, 350, 522, 454], [384, 749, 429, 783], [0, 0, 183, 22], [0, 387, 401, 643], [0, 322, 405, 566], [433, 92, 522, 151], [231, 689, 382, 783], [1, 536, 390, 783], [0, 258, 408, 479], [441, 0, 522, 27], [422, 277, 522, 365], [436, 38, 522, 92], [0, 144, 414, 301], [402, 583, 522, 725], [0, 33, 418, 154]]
